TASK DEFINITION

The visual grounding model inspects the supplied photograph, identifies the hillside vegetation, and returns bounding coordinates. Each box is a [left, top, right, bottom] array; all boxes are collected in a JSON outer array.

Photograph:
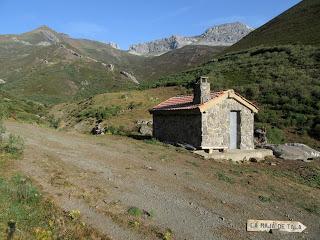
[[145, 45, 320, 147], [227, 0, 320, 52], [50, 87, 188, 133], [0, 90, 46, 123], [0, 27, 223, 104]]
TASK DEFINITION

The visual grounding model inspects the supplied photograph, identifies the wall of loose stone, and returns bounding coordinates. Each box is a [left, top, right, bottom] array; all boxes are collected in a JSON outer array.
[[153, 113, 202, 147], [201, 98, 254, 150]]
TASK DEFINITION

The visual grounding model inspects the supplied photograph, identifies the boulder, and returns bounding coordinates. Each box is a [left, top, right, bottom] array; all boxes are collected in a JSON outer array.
[[254, 128, 267, 146], [91, 123, 105, 135], [106, 42, 120, 49], [107, 64, 114, 72], [137, 119, 153, 136], [264, 143, 320, 161], [0, 79, 6, 84], [176, 143, 196, 151], [120, 71, 139, 84], [139, 124, 152, 136], [80, 80, 89, 86]]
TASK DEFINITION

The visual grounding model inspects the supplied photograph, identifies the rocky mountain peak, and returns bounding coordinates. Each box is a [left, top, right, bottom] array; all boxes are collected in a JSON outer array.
[[106, 42, 120, 49], [200, 22, 253, 44], [34, 25, 54, 31], [129, 22, 253, 56], [22, 25, 61, 44]]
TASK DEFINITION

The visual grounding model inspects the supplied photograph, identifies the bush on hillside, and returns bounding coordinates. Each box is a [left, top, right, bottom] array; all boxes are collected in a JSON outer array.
[[310, 117, 320, 140], [77, 105, 121, 122], [0, 121, 5, 135], [0, 119, 25, 155], [47, 115, 61, 129], [3, 134, 25, 155]]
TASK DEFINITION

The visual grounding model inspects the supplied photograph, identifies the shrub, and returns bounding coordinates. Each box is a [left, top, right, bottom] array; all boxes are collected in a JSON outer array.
[[10, 175, 40, 203], [47, 115, 60, 129], [105, 126, 127, 135], [161, 229, 173, 240], [144, 138, 162, 145], [127, 207, 143, 217], [258, 195, 272, 203], [309, 117, 320, 140], [4, 134, 25, 155], [68, 209, 81, 221], [0, 104, 9, 119], [0, 121, 5, 135], [299, 203, 320, 215], [266, 127, 285, 144], [78, 105, 121, 122], [127, 102, 142, 110], [217, 171, 234, 184]]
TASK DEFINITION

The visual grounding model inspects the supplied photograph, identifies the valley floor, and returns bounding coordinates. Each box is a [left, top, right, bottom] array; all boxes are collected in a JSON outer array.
[[5, 121, 320, 240]]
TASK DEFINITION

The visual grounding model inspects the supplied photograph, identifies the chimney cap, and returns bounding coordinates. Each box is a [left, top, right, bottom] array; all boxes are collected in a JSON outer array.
[[199, 76, 209, 83]]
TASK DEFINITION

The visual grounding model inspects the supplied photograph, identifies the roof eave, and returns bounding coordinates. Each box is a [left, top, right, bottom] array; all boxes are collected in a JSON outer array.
[[150, 108, 201, 115]]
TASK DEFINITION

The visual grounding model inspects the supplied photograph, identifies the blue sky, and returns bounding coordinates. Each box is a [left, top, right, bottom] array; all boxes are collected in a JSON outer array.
[[0, 0, 300, 49]]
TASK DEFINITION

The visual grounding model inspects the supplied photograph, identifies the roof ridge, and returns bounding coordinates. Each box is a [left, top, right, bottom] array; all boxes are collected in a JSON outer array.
[[151, 89, 258, 113]]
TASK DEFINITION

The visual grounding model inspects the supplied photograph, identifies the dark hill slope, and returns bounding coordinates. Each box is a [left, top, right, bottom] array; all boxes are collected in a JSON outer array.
[[142, 45, 225, 81], [227, 0, 320, 52]]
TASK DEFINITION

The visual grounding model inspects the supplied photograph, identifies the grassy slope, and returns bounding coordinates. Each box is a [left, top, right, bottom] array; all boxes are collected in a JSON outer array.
[[0, 28, 224, 104], [50, 86, 190, 132], [0, 89, 47, 122], [0, 40, 137, 104], [227, 0, 320, 52]]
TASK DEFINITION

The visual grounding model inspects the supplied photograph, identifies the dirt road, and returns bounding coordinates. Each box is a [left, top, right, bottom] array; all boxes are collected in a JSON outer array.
[[6, 121, 320, 239]]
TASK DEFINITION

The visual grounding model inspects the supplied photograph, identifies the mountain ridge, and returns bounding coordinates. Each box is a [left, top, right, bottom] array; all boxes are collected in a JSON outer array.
[[129, 22, 253, 56], [0, 25, 225, 103]]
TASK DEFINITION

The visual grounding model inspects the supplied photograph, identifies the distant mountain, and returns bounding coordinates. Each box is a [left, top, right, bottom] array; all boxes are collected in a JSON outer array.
[[0, 26, 224, 103], [227, 0, 320, 52], [129, 22, 253, 56]]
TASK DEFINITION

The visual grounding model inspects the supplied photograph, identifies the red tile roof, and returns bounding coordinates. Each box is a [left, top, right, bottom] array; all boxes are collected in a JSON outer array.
[[151, 91, 225, 111]]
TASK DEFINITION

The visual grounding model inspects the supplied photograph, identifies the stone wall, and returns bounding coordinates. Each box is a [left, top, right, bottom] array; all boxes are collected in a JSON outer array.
[[153, 113, 202, 147], [201, 98, 254, 150]]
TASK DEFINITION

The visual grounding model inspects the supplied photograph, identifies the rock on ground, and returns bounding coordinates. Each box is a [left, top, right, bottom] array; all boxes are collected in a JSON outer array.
[[120, 71, 139, 84], [137, 119, 153, 136], [265, 143, 320, 161]]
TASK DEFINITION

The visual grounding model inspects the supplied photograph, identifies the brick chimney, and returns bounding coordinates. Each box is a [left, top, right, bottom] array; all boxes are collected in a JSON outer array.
[[193, 76, 211, 104]]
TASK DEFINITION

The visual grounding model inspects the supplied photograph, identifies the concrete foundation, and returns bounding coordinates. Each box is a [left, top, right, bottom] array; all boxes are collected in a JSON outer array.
[[194, 149, 273, 162]]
